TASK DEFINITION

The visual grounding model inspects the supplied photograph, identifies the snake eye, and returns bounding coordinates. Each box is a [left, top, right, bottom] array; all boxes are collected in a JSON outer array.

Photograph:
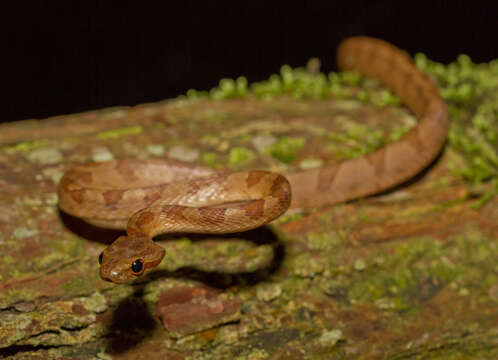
[[131, 259, 144, 275], [98, 252, 103, 264]]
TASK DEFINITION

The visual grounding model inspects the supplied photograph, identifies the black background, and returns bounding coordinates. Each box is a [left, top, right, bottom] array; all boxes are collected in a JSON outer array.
[[2, 1, 497, 123]]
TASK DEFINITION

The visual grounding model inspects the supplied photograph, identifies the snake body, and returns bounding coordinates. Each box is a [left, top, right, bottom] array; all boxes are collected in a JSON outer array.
[[58, 37, 449, 283]]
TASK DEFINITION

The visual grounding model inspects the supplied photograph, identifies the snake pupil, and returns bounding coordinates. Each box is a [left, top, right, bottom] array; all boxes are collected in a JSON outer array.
[[98, 253, 103, 264], [131, 259, 143, 274]]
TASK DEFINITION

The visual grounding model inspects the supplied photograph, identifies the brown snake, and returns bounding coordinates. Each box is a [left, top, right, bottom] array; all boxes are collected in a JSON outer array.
[[58, 37, 449, 284]]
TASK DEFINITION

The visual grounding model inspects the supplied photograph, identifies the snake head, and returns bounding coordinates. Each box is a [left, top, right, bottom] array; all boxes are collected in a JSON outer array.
[[98, 234, 165, 284]]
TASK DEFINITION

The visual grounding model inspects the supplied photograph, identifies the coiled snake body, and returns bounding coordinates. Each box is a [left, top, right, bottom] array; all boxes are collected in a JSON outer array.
[[58, 37, 449, 283]]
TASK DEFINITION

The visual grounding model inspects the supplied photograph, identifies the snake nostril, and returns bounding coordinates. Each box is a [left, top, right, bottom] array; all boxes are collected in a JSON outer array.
[[98, 252, 103, 264]]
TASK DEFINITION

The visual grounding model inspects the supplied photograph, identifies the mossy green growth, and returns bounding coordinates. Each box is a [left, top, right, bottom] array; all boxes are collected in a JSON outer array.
[[339, 229, 495, 311], [415, 53, 498, 205], [307, 231, 345, 252], [265, 136, 305, 163], [97, 125, 143, 139], [326, 121, 410, 160], [61, 276, 95, 296], [180, 60, 397, 105], [202, 152, 220, 168], [252, 65, 331, 100], [186, 77, 248, 100], [36, 252, 68, 269], [2, 139, 51, 153], [3, 288, 42, 309], [328, 124, 384, 159], [229, 147, 255, 167], [345, 237, 459, 310]]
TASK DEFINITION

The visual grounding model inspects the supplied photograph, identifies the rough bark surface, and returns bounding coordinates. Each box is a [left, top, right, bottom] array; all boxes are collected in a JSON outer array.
[[0, 72, 497, 359]]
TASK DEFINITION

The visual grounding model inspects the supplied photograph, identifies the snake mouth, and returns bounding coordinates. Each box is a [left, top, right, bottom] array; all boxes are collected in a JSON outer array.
[[99, 267, 120, 283], [99, 260, 133, 284], [99, 269, 133, 284]]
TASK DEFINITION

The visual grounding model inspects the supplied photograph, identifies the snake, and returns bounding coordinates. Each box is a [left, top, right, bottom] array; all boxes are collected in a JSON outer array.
[[58, 37, 449, 284]]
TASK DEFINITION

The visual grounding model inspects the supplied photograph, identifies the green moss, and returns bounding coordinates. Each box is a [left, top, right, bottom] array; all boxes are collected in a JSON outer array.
[[307, 231, 345, 252], [371, 89, 402, 107], [292, 253, 326, 277], [327, 124, 385, 159], [343, 239, 452, 310], [271, 212, 304, 225], [336, 228, 496, 311], [200, 134, 220, 146], [265, 136, 305, 163], [185, 88, 209, 99], [228, 147, 255, 167], [198, 111, 228, 124], [340, 71, 363, 86], [180, 61, 399, 106], [97, 125, 143, 139], [81, 292, 107, 313], [61, 277, 94, 295], [3, 288, 41, 308], [416, 52, 497, 205], [36, 252, 68, 269], [185, 77, 249, 100], [2, 139, 51, 153], [202, 152, 220, 167], [2, 255, 15, 265], [387, 123, 413, 141], [50, 237, 84, 258], [159, 238, 196, 271]]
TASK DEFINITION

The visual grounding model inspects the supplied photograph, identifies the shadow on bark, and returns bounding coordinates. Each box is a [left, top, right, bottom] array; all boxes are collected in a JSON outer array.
[[105, 286, 157, 354]]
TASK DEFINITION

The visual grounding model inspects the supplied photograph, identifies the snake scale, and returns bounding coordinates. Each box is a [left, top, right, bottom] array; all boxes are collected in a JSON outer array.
[[58, 37, 449, 284]]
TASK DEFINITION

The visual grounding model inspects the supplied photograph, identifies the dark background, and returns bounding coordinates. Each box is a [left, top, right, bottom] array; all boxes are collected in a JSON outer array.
[[2, 1, 497, 123]]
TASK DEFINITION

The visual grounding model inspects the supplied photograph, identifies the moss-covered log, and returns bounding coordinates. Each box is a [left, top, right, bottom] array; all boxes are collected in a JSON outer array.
[[0, 54, 497, 359]]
